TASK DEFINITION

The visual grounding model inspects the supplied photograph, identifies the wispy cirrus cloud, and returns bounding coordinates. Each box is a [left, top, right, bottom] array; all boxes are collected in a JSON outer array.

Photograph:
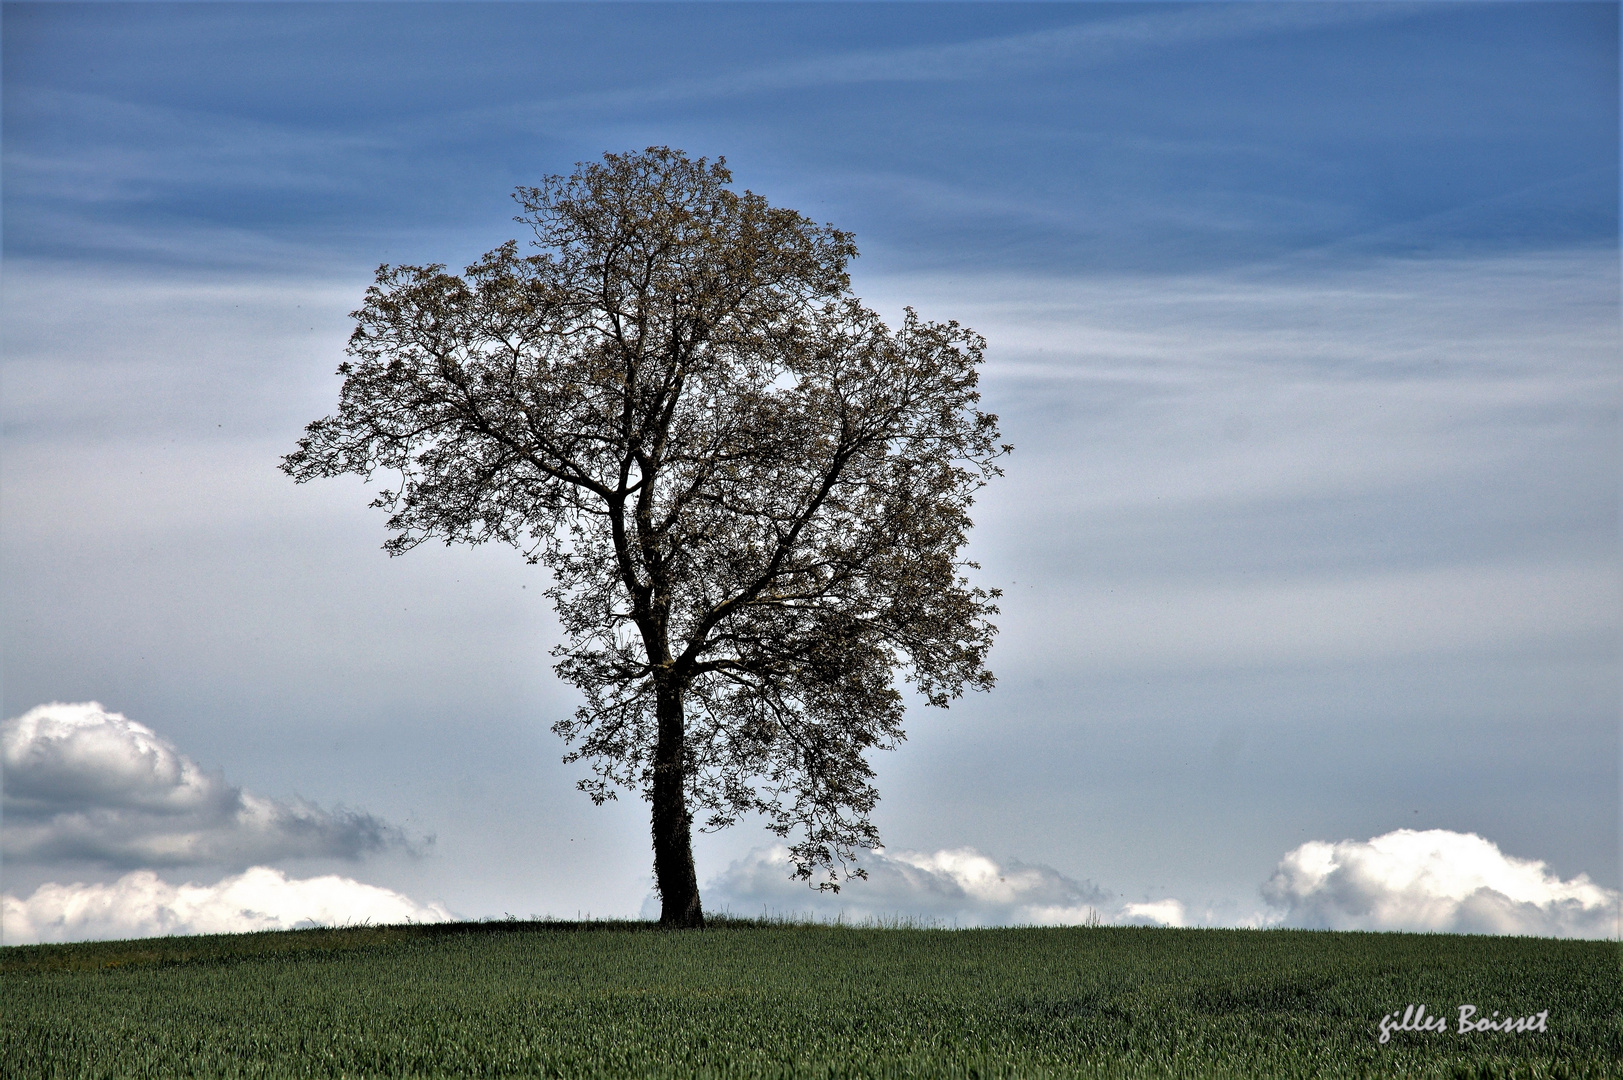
[[4, 87, 395, 206], [2, 703, 423, 869], [507, 3, 1415, 117], [8, 6, 1406, 208]]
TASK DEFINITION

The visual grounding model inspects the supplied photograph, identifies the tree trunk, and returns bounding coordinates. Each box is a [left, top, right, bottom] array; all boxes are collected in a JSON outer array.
[[651, 677, 704, 928]]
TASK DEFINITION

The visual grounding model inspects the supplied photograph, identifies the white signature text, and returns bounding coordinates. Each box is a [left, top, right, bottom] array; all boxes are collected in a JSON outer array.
[[1377, 1004, 1549, 1043]]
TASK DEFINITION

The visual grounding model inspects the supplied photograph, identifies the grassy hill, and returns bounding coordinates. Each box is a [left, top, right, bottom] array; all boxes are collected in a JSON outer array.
[[4, 919, 1617, 1078]]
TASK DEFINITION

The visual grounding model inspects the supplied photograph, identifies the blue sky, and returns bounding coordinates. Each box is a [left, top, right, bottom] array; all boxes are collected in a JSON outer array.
[[2, 3, 1618, 938], [6, 2, 1614, 276]]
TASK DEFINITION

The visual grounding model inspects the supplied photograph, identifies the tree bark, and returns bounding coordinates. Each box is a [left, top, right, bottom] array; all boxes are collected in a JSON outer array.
[[651, 677, 704, 928]]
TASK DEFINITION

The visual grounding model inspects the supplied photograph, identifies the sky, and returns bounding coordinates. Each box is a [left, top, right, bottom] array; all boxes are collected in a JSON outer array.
[[2, 1, 1618, 943]]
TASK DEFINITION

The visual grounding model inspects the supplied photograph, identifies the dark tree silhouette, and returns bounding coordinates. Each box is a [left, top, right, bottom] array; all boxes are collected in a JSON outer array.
[[283, 148, 1008, 927]]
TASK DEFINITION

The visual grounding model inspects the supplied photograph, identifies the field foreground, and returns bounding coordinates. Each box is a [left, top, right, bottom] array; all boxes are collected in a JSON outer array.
[[3, 919, 1618, 1078]]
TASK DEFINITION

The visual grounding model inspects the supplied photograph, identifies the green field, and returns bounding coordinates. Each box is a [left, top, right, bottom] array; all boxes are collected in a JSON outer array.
[[3, 920, 1618, 1078]]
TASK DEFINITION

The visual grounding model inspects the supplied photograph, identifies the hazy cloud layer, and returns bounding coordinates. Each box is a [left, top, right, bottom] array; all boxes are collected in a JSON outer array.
[[2, 703, 417, 868], [701, 846, 1112, 926], [1263, 830, 1620, 939], [0, 867, 453, 945], [884, 250, 1619, 675]]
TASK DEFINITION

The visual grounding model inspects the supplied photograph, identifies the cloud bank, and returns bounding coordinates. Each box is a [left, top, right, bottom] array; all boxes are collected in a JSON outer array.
[[1263, 829, 1620, 939], [702, 846, 1114, 927], [704, 832, 1618, 938], [2, 702, 417, 868], [1, 867, 453, 945]]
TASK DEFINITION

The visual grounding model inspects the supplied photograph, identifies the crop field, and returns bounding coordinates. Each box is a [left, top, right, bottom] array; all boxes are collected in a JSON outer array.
[[3, 919, 1618, 1078]]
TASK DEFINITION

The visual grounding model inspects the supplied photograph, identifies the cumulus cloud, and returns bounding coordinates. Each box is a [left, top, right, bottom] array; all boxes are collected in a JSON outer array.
[[1118, 899, 1188, 928], [0, 867, 453, 945], [701, 845, 1113, 926], [1262, 829, 1620, 939], [2, 702, 418, 868]]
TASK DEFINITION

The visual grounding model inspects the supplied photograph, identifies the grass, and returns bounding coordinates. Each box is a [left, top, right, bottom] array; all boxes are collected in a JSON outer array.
[[3, 918, 1619, 1078]]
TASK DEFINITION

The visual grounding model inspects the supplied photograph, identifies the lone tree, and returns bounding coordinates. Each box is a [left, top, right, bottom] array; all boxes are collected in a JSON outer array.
[[283, 148, 1008, 927]]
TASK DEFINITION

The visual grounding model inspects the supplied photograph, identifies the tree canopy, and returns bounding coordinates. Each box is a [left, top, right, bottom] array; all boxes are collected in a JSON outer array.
[[283, 148, 1008, 927]]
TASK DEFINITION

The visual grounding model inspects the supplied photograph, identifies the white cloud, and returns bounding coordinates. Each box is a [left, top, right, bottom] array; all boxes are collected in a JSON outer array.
[[1262, 829, 1621, 939], [701, 845, 1111, 927], [2, 702, 417, 868], [1118, 899, 1188, 928], [0, 867, 453, 945]]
